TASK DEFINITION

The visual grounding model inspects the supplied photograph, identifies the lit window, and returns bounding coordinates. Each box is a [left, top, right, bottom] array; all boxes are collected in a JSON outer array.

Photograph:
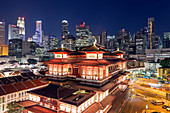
[[63, 54, 67, 58], [98, 54, 103, 59], [55, 54, 62, 58], [87, 54, 97, 59]]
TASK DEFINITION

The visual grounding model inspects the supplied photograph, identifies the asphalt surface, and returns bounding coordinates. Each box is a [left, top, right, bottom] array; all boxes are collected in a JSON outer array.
[[119, 85, 168, 113]]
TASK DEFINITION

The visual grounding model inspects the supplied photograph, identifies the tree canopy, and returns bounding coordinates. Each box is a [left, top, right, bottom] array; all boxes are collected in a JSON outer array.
[[7, 101, 23, 113], [160, 58, 170, 68]]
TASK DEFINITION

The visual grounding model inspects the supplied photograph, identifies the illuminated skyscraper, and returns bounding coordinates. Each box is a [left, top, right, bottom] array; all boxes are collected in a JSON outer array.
[[62, 20, 69, 38], [8, 24, 20, 40], [17, 17, 25, 40], [75, 22, 92, 47], [148, 17, 154, 49], [0, 21, 5, 45], [32, 21, 42, 45]]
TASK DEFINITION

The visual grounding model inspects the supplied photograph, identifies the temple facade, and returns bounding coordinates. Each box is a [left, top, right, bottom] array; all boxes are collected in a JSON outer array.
[[46, 43, 126, 83], [17, 43, 129, 113]]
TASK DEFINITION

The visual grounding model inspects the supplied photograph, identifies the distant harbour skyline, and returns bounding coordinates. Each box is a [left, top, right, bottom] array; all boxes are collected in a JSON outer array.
[[1, 0, 170, 43]]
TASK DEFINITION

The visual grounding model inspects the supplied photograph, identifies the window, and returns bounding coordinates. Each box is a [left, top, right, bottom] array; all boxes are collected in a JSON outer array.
[[68, 68, 71, 72], [2, 104, 5, 111], [7, 95, 10, 101], [87, 70, 91, 76], [14, 93, 17, 98], [98, 54, 103, 59], [22, 92, 24, 96], [2, 97, 5, 103], [87, 54, 97, 59], [11, 94, 13, 100], [63, 54, 67, 58], [100, 69, 103, 76], [94, 95, 97, 100], [55, 54, 62, 58], [19, 93, 21, 97]]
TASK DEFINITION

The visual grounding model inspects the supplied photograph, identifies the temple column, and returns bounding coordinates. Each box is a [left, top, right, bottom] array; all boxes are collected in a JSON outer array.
[[98, 67, 100, 80], [57, 65, 59, 76], [92, 67, 94, 80], [52, 64, 54, 75], [61, 65, 63, 76], [85, 66, 87, 79], [79, 67, 82, 78]]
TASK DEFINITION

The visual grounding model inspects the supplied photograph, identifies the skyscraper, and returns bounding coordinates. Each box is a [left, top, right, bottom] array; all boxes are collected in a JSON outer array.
[[32, 21, 42, 45], [0, 21, 5, 45], [148, 17, 154, 49], [95, 34, 101, 45], [36, 21, 42, 45], [8, 24, 20, 40], [17, 17, 25, 40], [75, 22, 92, 47], [76, 22, 92, 39], [135, 28, 147, 55], [101, 31, 107, 46], [62, 20, 69, 38], [163, 32, 170, 48]]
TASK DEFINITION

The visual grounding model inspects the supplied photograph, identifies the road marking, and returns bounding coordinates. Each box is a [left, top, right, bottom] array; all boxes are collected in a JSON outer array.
[[130, 100, 134, 113]]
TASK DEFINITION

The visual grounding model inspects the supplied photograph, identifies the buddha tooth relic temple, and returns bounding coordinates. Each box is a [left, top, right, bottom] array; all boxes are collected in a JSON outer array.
[[17, 42, 129, 113]]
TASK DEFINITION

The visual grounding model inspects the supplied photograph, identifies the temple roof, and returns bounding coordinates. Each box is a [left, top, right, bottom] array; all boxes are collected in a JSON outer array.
[[80, 43, 108, 52], [29, 84, 78, 99], [48, 47, 73, 53], [73, 59, 120, 66], [69, 52, 86, 55], [112, 48, 125, 55]]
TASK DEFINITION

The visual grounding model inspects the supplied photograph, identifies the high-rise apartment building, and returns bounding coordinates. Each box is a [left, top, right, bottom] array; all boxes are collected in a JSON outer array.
[[62, 20, 69, 38], [8, 24, 20, 40], [148, 17, 155, 49], [17, 17, 25, 40], [0, 21, 5, 45], [163, 32, 170, 48]]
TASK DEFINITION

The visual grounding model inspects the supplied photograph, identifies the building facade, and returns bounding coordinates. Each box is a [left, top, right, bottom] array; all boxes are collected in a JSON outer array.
[[148, 17, 155, 49], [116, 29, 130, 58], [101, 31, 107, 46], [8, 24, 20, 40], [33, 21, 42, 45], [75, 22, 92, 48], [163, 32, 170, 48], [17, 17, 25, 41], [17, 43, 129, 113], [62, 20, 69, 38], [0, 21, 5, 45]]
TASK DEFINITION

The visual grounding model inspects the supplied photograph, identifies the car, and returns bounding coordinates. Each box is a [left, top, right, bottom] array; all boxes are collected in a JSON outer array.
[[151, 100, 164, 105], [167, 107, 170, 111], [162, 105, 168, 109]]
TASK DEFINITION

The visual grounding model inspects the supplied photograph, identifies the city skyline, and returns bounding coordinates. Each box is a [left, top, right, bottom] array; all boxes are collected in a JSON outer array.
[[1, 0, 170, 42]]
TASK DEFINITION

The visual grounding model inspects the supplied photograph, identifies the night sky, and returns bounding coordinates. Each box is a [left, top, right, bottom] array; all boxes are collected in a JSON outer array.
[[1, 0, 170, 42]]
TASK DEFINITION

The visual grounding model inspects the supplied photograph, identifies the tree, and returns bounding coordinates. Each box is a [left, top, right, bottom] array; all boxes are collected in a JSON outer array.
[[160, 58, 170, 68], [7, 101, 24, 113], [27, 58, 37, 64]]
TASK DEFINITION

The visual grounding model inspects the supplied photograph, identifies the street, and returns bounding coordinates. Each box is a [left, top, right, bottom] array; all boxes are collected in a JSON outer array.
[[120, 92, 168, 113]]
